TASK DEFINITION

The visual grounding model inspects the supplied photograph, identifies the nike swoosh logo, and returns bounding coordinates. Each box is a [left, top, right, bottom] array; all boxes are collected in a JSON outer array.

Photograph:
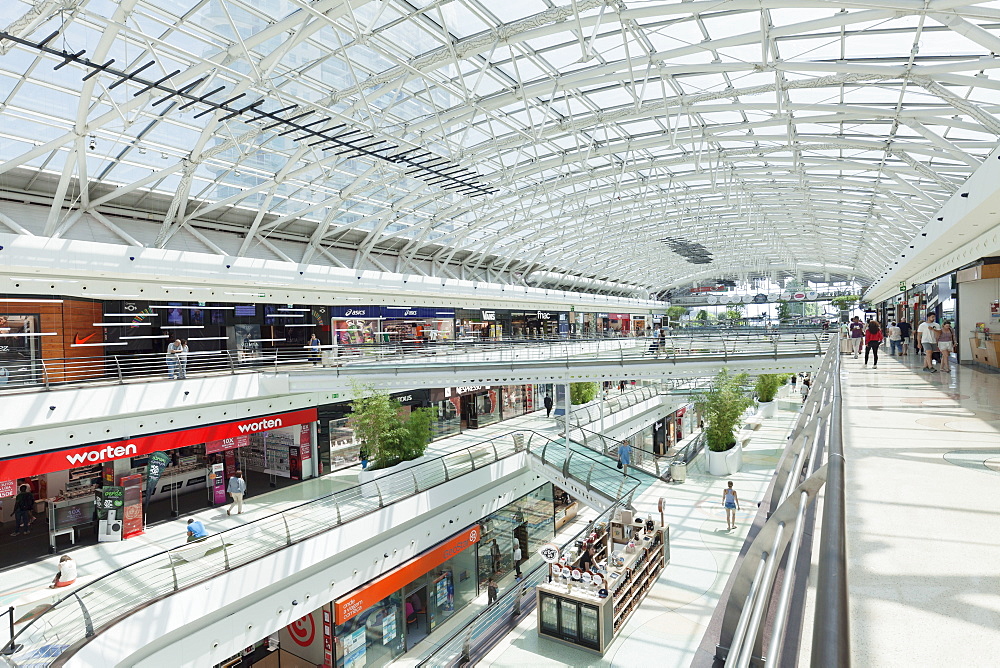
[[73, 333, 97, 345]]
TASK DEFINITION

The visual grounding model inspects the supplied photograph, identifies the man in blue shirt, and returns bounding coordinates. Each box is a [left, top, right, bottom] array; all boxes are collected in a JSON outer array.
[[186, 519, 208, 542]]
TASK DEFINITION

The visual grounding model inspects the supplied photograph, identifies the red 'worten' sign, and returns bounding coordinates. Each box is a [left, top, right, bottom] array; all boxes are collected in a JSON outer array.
[[334, 525, 480, 625], [0, 408, 318, 480]]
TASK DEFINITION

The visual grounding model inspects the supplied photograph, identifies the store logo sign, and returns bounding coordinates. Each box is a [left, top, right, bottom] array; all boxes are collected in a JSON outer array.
[[403, 309, 418, 317], [481, 310, 496, 321], [66, 443, 137, 466], [73, 332, 97, 345], [536, 311, 551, 320], [344, 309, 367, 317], [456, 385, 484, 395], [237, 417, 282, 433]]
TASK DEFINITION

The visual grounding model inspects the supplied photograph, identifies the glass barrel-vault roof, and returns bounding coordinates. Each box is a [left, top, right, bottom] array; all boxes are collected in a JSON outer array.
[[1, 0, 999, 291]]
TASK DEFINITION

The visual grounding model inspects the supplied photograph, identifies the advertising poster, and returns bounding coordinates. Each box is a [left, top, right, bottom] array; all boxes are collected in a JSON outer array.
[[205, 434, 249, 455], [343, 627, 367, 668], [382, 611, 397, 645], [211, 463, 227, 505], [96, 486, 124, 520], [0, 480, 14, 498], [119, 473, 144, 539], [299, 423, 312, 460]]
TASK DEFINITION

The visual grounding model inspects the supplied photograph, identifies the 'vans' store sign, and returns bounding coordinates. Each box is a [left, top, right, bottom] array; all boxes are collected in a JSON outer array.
[[0, 408, 318, 480]]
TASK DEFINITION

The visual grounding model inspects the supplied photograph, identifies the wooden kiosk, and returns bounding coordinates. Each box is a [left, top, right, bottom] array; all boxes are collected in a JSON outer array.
[[536, 509, 669, 654]]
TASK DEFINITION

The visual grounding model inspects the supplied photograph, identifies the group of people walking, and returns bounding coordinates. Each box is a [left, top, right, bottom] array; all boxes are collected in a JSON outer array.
[[846, 313, 954, 372]]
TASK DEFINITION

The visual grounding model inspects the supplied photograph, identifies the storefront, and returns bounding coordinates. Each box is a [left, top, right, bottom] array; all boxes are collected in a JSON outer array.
[[608, 313, 630, 335], [0, 408, 318, 547], [330, 305, 380, 346], [446, 385, 500, 429], [512, 310, 563, 338], [500, 384, 535, 419], [630, 314, 648, 335], [455, 308, 497, 340], [957, 260, 1000, 369], [381, 307, 455, 345], [477, 483, 555, 585]]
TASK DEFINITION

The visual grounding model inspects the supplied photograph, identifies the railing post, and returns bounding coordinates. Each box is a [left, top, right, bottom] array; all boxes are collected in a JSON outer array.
[[40, 359, 50, 389], [226, 351, 237, 374], [112, 355, 124, 384], [411, 471, 420, 494], [221, 537, 231, 570], [2, 606, 21, 656]]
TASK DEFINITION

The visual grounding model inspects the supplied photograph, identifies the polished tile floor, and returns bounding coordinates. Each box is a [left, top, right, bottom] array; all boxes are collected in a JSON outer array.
[[840, 350, 1000, 667]]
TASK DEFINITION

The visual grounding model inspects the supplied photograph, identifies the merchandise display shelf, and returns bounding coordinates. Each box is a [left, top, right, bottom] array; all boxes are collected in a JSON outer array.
[[536, 520, 669, 654]]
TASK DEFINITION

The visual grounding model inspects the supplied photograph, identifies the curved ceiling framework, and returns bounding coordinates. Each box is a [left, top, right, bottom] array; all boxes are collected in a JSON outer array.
[[1, 0, 999, 294]]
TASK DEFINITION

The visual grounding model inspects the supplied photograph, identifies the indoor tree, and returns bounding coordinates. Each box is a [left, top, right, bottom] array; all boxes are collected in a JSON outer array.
[[570, 382, 599, 405], [695, 369, 755, 452], [350, 381, 433, 470]]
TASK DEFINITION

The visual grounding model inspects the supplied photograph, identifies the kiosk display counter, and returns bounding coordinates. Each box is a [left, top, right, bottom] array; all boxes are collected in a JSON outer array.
[[536, 510, 669, 654]]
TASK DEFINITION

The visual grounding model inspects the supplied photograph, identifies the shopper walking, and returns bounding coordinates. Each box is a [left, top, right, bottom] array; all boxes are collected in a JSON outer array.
[[898, 320, 912, 355], [10, 484, 34, 536], [848, 316, 864, 358], [938, 320, 955, 372], [226, 470, 247, 515], [617, 440, 632, 476], [178, 339, 189, 379], [918, 313, 942, 372], [543, 395, 553, 418], [722, 481, 741, 530], [887, 321, 902, 356], [487, 577, 498, 605], [864, 320, 884, 368], [166, 338, 183, 379], [308, 332, 321, 365], [800, 378, 810, 404], [513, 544, 522, 578], [49, 555, 77, 588]]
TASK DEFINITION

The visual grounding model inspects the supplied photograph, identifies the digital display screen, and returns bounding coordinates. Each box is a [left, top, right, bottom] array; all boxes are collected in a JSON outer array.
[[234, 305, 256, 317], [55, 500, 93, 530], [166, 305, 184, 325]]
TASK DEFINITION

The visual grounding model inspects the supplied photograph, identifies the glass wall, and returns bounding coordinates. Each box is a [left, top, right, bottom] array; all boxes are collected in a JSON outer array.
[[477, 483, 555, 587]]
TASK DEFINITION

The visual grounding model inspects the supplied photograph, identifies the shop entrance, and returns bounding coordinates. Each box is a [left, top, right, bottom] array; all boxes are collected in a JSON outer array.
[[404, 586, 429, 650]]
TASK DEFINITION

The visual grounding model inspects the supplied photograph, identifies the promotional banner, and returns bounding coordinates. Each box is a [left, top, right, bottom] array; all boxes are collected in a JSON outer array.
[[120, 473, 144, 539], [144, 451, 171, 503], [0, 408, 318, 481], [0, 480, 14, 498], [210, 463, 227, 505], [96, 485, 124, 521], [205, 434, 250, 455]]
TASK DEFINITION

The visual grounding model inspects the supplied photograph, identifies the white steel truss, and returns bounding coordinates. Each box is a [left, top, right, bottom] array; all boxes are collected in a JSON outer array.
[[2, 0, 1000, 293]]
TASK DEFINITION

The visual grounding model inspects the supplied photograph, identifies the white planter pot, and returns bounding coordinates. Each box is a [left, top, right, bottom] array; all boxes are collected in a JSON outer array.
[[757, 401, 777, 418], [358, 454, 435, 498], [706, 442, 744, 476]]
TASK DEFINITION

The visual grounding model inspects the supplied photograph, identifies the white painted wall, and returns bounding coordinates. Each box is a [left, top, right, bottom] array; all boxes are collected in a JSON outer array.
[[958, 278, 1000, 342], [68, 456, 541, 668]]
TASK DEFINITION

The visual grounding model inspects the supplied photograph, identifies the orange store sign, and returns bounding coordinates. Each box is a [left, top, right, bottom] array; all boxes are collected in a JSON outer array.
[[334, 525, 480, 625]]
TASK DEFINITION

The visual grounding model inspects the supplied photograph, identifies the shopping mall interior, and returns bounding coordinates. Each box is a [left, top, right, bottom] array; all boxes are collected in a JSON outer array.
[[1, 1, 1000, 667]]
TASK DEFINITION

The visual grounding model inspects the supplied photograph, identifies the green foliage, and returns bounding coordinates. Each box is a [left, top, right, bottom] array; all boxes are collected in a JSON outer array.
[[570, 382, 599, 405], [724, 309, 744, 322], [695, 369, 755, 452], [754, 373, 788, 403], [830, 295, 860, 310], [695, 309, 710, 321], [664, 306, 688, 323], [776, 300, 792, 322], [350, 382, 431, 470]]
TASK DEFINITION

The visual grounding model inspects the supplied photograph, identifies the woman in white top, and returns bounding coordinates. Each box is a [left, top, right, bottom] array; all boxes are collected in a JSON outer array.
[[50, 555, 77, 588]]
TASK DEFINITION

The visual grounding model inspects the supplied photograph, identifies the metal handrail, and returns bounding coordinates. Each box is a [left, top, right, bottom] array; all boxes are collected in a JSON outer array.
[[0, 332, 830, 397], [0, 428, 586, 666], [712, 340, 847, 667]]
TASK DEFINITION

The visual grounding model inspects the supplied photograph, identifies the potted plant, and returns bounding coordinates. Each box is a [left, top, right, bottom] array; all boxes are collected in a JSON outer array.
[[350, 383, 433, 495], [754, 373, 788, 418], [695, 369, 755, 476]]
